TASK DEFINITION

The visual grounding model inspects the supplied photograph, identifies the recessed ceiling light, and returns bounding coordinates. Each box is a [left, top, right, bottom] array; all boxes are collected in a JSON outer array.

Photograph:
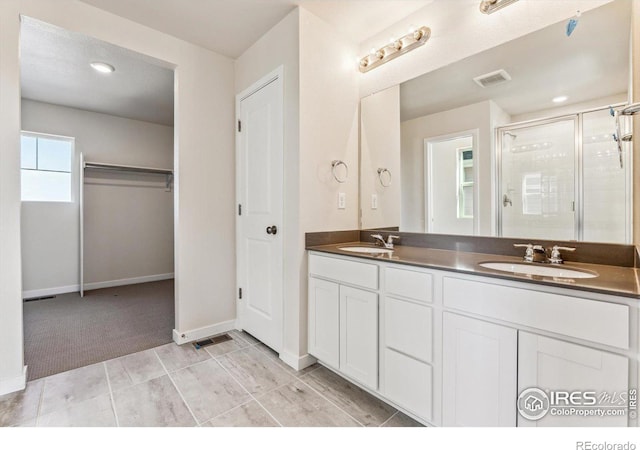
[[90, 62, 115, 74], [552, 95, 568, 103]]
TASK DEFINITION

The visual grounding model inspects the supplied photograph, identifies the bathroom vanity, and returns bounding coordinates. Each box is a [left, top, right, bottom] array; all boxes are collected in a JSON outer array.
[[306, 237, 638, 427]]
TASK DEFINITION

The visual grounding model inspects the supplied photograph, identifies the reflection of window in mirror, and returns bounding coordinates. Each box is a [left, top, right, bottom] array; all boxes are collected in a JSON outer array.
[[522, 173, 541, 215], [457, 148, 473, 219], [522, 173, 560, 216]]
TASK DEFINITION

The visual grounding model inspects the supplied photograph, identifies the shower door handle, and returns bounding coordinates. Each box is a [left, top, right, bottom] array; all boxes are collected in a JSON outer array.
[[503, 194, 512, 207]]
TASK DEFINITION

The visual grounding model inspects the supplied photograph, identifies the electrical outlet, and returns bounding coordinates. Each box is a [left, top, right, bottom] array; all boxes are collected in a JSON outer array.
[[338, 192, 346, 209], [371, 194, 378, 210]]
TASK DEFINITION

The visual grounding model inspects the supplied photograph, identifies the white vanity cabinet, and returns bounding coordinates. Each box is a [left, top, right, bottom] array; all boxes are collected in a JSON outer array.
[[518, 332, 629, 427], [442, 274, 632, 427], [308, 277, 340, 368], [307, 250, 636, 428], [442, 313, 517, 426], [308, 254, 379, 390], [380, 266, 436, 422], [339, 286, 378, 389]]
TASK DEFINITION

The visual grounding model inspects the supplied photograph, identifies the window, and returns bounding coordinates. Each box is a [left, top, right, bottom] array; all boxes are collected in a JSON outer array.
[[457, 148, 474, 218], [21, 133, 73, 202]]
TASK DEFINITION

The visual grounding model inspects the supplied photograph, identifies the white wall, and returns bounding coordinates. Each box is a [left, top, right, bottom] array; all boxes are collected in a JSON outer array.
[[298, 8, 360, 358], [401, 100, 507, 234], [0, 0, 235, 394], [235, 7, 360, 364], [360, 85, 401, 230], [234, 10, 303, 362], [20, 99, 174, 297], [358, 0, 612, 98]]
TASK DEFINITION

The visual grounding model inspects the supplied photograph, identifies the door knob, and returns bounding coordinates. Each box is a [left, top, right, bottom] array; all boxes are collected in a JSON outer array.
[[266, 225, 278, 235]]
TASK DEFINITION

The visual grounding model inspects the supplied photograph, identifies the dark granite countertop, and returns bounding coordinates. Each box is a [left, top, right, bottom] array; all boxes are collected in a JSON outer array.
[[307, 242, 640, 299]]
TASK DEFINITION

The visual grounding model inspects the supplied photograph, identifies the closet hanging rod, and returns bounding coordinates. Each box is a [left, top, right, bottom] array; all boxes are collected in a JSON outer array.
[[83, 161, 173, 175]]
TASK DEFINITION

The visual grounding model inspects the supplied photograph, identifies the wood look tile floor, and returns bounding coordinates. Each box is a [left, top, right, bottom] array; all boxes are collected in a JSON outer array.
[[0, 331, 424, 427]]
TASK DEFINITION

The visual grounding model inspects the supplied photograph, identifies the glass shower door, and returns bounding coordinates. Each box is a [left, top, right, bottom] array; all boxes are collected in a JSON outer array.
[[500, 118, 576, 241]]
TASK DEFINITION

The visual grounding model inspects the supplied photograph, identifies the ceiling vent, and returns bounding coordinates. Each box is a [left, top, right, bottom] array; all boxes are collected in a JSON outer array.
[[473, 69, 512, 88]]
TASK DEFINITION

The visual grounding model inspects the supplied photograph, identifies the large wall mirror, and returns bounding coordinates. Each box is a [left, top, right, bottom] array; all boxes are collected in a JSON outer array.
[[360, 0, 632, 244]]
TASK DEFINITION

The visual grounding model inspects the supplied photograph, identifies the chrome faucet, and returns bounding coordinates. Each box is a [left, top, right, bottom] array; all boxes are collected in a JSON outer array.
[[513, 243, 548, 263], [514, 243, 576, 264], [548, 245, 576, 264], [371, 234, 400, 249]]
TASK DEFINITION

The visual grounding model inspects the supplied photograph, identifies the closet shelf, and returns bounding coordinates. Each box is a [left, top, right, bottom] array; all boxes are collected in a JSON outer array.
[[84, 161, 173, 175]]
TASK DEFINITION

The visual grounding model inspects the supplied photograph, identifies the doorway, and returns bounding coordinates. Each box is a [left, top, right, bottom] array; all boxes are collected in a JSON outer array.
[[236, 68, 284, 353], [20, 17, 176, 379], [424, 130, 479, 235]]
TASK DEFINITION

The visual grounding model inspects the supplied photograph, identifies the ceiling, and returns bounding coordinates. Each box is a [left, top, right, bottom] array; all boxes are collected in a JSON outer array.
[[20, 17, 175, 126], [21, 1, 433, 126], [400, 0, 630, 121], [78, 0, 433, 58]]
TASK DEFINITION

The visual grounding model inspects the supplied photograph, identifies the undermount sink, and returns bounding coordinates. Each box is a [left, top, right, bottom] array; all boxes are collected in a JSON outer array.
[[479, 262, 598, 279], [338, 246, 394, 255]]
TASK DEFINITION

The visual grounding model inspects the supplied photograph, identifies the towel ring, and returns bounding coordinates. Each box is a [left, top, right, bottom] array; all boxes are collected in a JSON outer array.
[[331, 160, 348, 183], [377, 168, 392, 187]]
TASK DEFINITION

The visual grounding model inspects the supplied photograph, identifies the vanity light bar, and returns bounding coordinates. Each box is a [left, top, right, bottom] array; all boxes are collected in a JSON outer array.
[[359, 26, 431, 73], [479, 0, 519, 14]]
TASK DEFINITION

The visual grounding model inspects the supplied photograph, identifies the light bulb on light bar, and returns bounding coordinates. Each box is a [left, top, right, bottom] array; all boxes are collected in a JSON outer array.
[[479, 0, 519, 14], [358, 25, 431, 73], [90, 61, 115, 74]]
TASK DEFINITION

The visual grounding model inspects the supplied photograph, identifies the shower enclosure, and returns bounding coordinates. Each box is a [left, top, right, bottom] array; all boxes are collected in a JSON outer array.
[[497, 106, 632, 244]]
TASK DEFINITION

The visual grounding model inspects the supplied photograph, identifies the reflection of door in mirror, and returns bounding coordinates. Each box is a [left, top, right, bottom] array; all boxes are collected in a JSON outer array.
[[425, 131, 478, 235]]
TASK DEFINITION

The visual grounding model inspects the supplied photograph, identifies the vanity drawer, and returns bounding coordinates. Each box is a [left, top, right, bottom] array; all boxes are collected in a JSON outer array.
[[309, 254, 378, 290], [443, 276, 629, 349], [384, 296, 432, 363], [384, 349, 433, 422], [384, 266, 433, 303]]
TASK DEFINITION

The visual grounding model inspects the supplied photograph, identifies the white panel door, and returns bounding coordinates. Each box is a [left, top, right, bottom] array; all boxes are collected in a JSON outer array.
[[442, 312, 517, 426], [237, 71, 283, 351], [307, 277, 340, 369], [518, 332, 629, 427], [339, 286, 378, 390]]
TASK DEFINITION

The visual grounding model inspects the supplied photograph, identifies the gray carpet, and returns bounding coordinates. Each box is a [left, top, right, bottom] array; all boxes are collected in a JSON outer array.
[[23, 280, 175, 381]]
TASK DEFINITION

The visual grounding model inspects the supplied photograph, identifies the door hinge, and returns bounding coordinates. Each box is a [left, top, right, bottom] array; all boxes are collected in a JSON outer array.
[[238, 287, 243, 299], [238, 204, 242, 216], [237, 120, 242, 132]]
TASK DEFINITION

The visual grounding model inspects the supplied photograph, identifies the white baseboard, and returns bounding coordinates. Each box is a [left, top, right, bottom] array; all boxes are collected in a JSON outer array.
[[23, 285, 79, 299], [23, 273, 175, 298], [172, 319, 237, 345], [0, 366, 27, 396], [84, 273, 174, 291], [279, 351, 317, 371]]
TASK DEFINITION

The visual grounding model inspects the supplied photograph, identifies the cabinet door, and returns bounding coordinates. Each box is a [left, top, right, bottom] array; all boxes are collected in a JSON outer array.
[[339, 285, 378, 390], [308, 277, 339, 369], [442, 313, 517, 426], [518, 332, 629, 427]]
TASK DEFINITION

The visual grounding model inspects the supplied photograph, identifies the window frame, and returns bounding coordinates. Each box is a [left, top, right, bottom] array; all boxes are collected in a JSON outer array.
[[456, 146, 474, 219], [20, 131, 76, 203]]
